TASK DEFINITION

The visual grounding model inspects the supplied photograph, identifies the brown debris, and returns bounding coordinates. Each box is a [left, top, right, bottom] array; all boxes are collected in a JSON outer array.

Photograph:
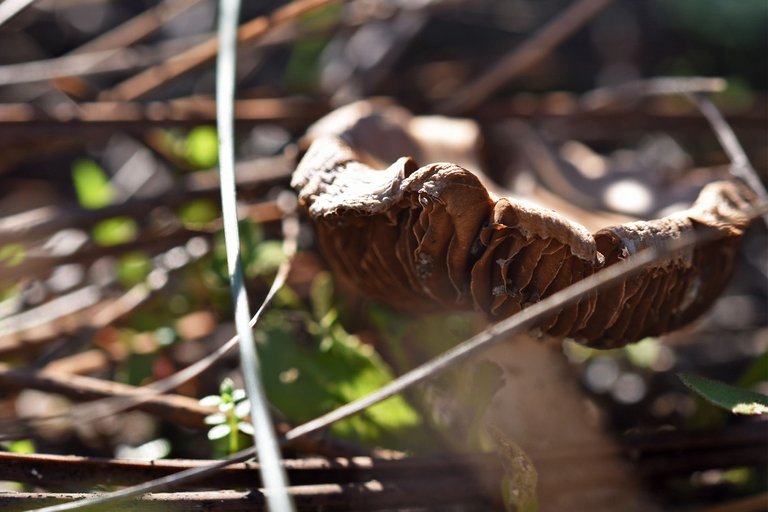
[[293, 135, 755, 349]]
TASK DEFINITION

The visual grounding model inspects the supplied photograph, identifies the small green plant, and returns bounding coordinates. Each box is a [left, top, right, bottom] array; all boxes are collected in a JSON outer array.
[[199, 378, 254, 455], [679, 373, 768, 415]]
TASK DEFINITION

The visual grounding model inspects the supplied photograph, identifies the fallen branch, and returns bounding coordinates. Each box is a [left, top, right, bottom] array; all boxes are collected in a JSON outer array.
[[0, 361, 217, 431], [0, 476, 496, 512], [0, 422, 763, 493], [0, 452, 500, 491]]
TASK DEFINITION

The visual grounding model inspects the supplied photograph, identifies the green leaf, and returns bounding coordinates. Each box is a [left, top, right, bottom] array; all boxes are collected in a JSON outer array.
[[117, 252, 150, 286], [238, 421, 255, 436], [211, 222, 270, 283], [679, 373, 768, 415], [207, 424, 232, 440], [199, 395, 222, 407], [284, 5, 340, 92], [0, 244, 26, 267], [179, 199, 219, 226], [255, 305, 425, 450], [250, 240, 285, 277], [8, 439, 35, 454], [231, 389, 247, 402], [185, 126, 219, 168], [285, 37, 328, 93], [624, 338, 661, 369], [369, 305, 477, 373], [490, 427, 539, 512], [204, 413, 227, 425], [461, 361, 505, 449], [93, 217, 138, 246], [310, 272, 334, 322], [154, 326, 178, 347], [738, 351, 768, 388], [234, 400, 250, 419], [220, 377, 235, 397], [72, 159, 114, 209]]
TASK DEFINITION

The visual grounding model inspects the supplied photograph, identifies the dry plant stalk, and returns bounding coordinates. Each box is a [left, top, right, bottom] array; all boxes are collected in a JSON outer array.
[[293, 135, 755, 349]]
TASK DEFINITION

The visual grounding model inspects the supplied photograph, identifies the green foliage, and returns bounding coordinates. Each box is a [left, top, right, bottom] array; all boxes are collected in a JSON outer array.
[[0, 243, 25, 267], [563, 337, 663, 369], [255, 273, 424, 450], [250, 241, 284, 277], [179, 199, 219, 227], [737, 351, 768, 389], [71, 158, 140, 248], [121, 352, 157, 387], [369, 305, 477, 373], [200, 378, 253, 456], [0, 283, 21, 302], [285, 37, 330, 93], [185, 126, 219, 169], [7, 439, 35, 455], [491, 427, 539, 512], [285, 4, 341, 92], [92, 217, 138, 246], [624, 338, 662, 369], [460, 361, 505, 449], [679, 373, 768, 415], [715, 78, 756, 113], [153, 326, 178, 347], [117, 252, 150, 287], [369, 304, 494, 449], [71, 159, 114, 209], [656, 0, 767, 47], [211, 222, 284, 285]]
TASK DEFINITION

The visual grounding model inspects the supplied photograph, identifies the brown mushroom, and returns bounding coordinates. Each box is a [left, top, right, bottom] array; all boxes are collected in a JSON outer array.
[[292, 113, 755, 349]]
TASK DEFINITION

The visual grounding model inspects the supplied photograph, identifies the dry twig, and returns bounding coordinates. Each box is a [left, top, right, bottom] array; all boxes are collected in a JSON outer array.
[[0, 361, 216, 432], [441, 0, 615, 114], [101, 0, 341, 101]]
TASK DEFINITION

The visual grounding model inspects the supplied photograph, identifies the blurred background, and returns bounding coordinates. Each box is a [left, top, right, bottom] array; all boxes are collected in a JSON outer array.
[[0, 0, 766, 510]]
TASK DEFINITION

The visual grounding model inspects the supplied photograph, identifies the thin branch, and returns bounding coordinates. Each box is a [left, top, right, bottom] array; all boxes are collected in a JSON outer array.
[[0, 452, 500, 490], [687, 92, 768, 224], [1, 474, 497, 512], [440, 0, 615, 115], [0, 0, 36, 28], [70, 0, 205, 56], [215, 0, 294, 509], [39, 349, 110, 376], [473, 94, 768, 135], [580, 76, 727, 110], [0, 98, 324, 134], [0, 361, 217, 432], [0, 37, 210, 87]]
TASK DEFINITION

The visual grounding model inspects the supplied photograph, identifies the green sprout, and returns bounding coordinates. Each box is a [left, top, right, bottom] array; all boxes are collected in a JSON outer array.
[[199, 378, 254, 455]]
